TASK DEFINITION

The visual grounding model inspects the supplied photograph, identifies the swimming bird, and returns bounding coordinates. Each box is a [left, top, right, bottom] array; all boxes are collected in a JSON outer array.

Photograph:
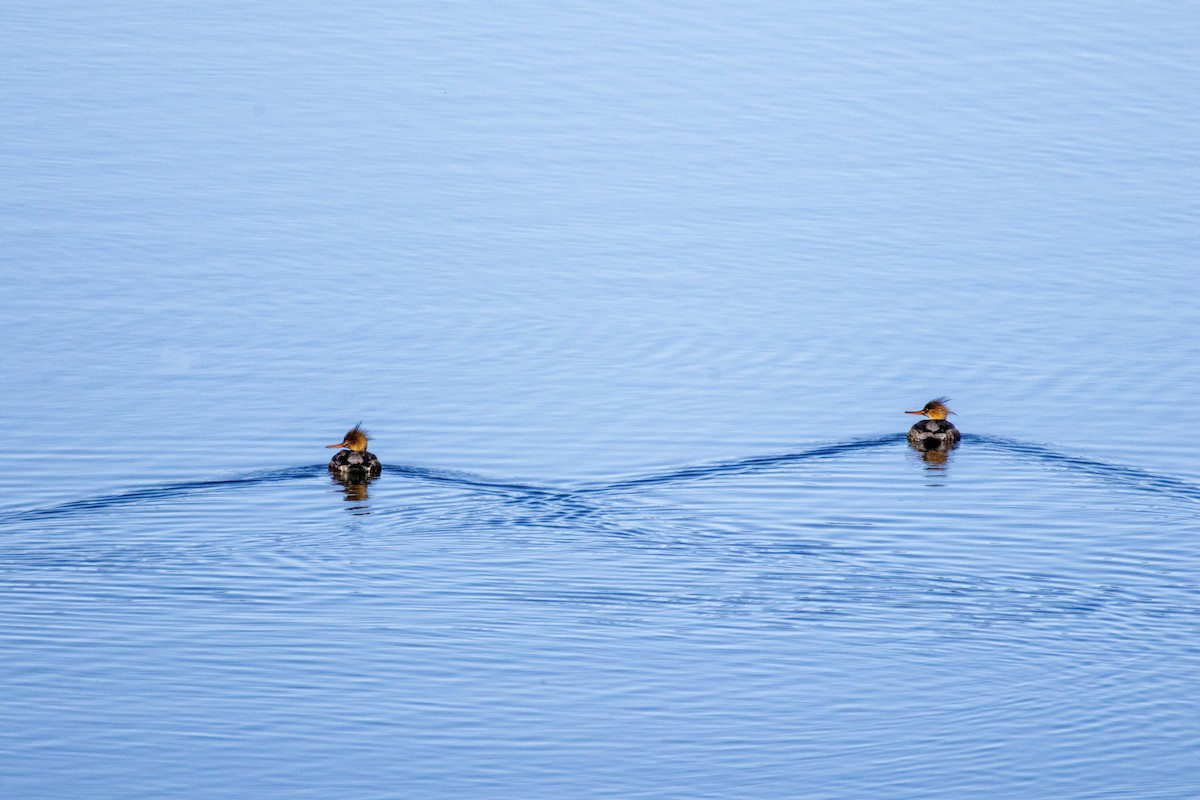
[[326, 424, 382, 479], [905, 398, 961, 451]]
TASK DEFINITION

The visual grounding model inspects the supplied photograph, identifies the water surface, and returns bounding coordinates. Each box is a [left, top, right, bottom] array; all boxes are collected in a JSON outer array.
[[2, 2, 1198, 798]]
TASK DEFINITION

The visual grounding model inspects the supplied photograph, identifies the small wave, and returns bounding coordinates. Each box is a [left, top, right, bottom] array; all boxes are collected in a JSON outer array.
[[0, 463, 574, 529], [578, 435, 905, 495], [385, 465, 565, 500], [0, 465, 326, 524], [2, 434, 1196, 528], [968, 435, 1200, 505]]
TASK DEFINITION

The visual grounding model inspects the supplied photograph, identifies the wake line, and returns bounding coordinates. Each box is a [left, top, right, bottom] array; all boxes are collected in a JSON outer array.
[[386, 465, 566, 500], [576, 435, 905, 494], [0, 466, 327, 524], [3, 434, 1197, 526], [0, 464, 568, 526], [970, 435, 1200, 505]]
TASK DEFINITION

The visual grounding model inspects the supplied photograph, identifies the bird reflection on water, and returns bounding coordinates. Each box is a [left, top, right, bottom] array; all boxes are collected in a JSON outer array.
[[912, 445, 953, 470], [332, 475, 374, 505]]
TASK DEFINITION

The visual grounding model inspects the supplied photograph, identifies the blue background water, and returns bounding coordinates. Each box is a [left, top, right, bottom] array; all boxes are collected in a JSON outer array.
[[3, 3, 1199, 798]]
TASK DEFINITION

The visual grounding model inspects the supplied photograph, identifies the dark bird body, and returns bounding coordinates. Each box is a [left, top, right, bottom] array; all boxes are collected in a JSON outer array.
[[905, 398, 961, 451], [326, 425, 382, 479]]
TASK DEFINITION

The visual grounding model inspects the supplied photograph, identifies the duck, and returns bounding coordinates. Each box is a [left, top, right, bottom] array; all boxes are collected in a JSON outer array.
[[905, 398, 961, 451], [326, 424, 382, 479]]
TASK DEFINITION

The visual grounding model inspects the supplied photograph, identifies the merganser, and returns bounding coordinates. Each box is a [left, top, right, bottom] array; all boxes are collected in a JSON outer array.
[[905, 398, 961, 451], [326, 425, 382, 479]]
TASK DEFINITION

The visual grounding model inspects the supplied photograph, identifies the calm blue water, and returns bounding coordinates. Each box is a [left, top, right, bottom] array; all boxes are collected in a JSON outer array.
[[3, 3, 1199, 798]]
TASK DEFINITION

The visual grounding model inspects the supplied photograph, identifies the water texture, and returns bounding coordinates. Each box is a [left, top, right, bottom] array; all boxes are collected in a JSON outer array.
[[2, 2, 1198, 798]]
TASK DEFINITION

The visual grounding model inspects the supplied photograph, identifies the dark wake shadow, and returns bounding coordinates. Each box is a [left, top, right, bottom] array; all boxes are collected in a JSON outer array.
[[967, 434, 1200, 505], [380, 464, 630, 536], [385, 465, 568, 501], [0, 440, 906, 529], [0, 463, 570, 527], [0, 465, 329, 524], [575, 433, 1200, 507], [576, 435, 906, 495], [3, 433, 1196, 527]]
